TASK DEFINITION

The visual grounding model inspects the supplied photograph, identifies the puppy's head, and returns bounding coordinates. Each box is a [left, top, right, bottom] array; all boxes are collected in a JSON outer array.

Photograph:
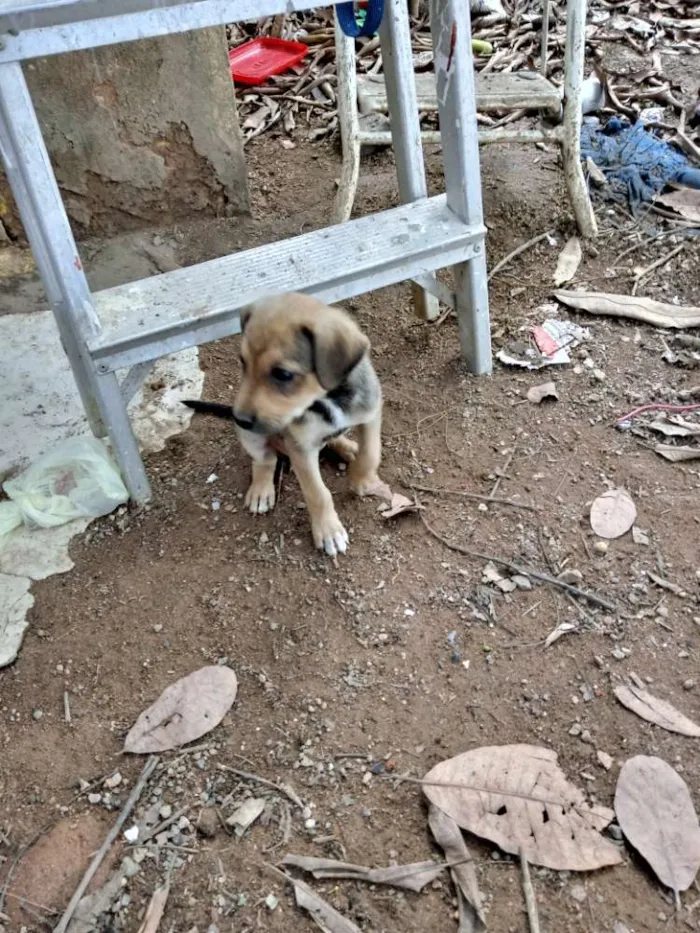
[[233, 293, 369, 435]]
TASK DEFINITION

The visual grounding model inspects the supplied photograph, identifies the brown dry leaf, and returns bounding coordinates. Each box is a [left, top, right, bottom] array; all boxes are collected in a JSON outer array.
[[655, 444, 700, 462], [658, 188, 700, 224], [553, 236, 582, 286], [590, 488, 636, 539], [290, 874, 361, 933], [429, 805, 486, 933], [124, 666, 238, 753], [613, 684, 700, 736], [137, 882, 170, 933], [554, 290, 700, 329], [423, 745, 621, 871], [380, 492, 422, 519], [526, 381, 558, 404], [282, 854, 444, 893], [615, 756, 700, 896]]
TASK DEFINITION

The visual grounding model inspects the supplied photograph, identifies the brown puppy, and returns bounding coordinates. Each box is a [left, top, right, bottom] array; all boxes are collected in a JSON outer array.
[[232, 293, 383, 556]]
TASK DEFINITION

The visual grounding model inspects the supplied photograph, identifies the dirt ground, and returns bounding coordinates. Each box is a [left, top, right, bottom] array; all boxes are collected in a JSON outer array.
[[3, 47, 700, 933]]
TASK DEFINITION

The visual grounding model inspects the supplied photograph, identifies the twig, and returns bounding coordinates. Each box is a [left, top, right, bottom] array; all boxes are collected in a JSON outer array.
[[217, 765, 303, 809], [63, 691, 71, 724], [631, 243, 685, 296], [520, 851, 541, 933], [488, 230, 554, 281], [489, 444, 517, 499], [420, 513, 616, 611], [408, 481, 536, 511], [54, 756, 159, 933]]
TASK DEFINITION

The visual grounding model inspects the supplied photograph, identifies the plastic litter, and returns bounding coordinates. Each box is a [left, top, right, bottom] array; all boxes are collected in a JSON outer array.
[[581, 116, 700, 213], [497, 318, 590, 370], [0, 436, 128, 541], [228, 38, 307, 86]]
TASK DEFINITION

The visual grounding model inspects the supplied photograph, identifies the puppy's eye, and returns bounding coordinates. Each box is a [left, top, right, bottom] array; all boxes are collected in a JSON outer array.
[[270, 367, 295, 384]]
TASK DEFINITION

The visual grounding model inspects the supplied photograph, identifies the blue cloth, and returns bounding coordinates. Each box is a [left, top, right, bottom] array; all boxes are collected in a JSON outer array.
[[581, 118, 700, 213]]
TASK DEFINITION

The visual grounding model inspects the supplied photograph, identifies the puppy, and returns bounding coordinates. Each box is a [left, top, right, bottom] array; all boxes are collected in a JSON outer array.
[[185, 293, 383, 556]]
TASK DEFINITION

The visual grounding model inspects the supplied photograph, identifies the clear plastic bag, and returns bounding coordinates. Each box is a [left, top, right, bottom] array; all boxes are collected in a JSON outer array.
[[0, 436, 128, 539]]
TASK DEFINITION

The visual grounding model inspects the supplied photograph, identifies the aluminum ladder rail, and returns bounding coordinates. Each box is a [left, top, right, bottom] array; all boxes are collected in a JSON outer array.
[[0, 0, 492, 504]]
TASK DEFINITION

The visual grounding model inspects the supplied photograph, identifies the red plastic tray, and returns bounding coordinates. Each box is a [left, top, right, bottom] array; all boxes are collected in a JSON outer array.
[[229, 38, 307, 86]]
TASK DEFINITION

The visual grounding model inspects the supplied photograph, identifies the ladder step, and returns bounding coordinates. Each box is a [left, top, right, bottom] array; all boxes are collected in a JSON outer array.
[[357, 71, 562, 118], [90, 195, 485, 373]]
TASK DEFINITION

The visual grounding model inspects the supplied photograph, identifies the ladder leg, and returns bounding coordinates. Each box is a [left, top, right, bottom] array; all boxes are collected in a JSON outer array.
[[379, 0, 440, 322], [429, 0, 492, 374], [0, 61, 151, 503], [561, 0, 597, 237], [333, 12, 361, 224]]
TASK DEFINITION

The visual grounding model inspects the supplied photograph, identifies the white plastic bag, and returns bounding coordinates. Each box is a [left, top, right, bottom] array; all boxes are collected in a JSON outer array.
[[0, 436, 128, 539]]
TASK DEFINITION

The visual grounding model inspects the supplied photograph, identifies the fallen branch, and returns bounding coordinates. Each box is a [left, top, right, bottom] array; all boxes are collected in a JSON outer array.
[[54, 756, 159, 933], [218, 765, 303, 809], [488, 230, 554, 281], [420, 513, 616, 611], [520, 851, 541, 933], [408, 481, 536, 511]]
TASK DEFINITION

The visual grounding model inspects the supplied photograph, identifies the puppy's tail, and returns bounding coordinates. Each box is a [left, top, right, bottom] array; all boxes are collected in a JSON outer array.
[[182, 399, 235, 420]]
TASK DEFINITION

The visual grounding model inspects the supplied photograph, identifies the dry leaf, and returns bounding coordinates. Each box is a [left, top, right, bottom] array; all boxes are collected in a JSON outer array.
[[590, 488, 636, 539], [423, 745, 621, 871], [379, 492, 423, 519], [282, 854, 445, 893], [526, 381, 559, 404], [649, 417, 700, 438], [544, 619, 578, 648], [658, 188, 700, 224], [632, 526, 649, 546], [554, 290, 700, 329], [614, 684, 700, 736], [615, 756, 700, 895], [137, 882, 170, 933], [655, 444, 700, 462], [124, 666, 238, 753], [226, 797, 266, 835], [553, 237, 582, 286], [289, 874, 361, 933], [429, 805, 486, 933]]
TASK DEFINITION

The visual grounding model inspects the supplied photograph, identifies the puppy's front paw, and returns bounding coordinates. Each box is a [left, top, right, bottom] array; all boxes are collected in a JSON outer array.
[[311, 510, 349, 557], [245, 478, 276, 514], [327, 435, 359, 462]]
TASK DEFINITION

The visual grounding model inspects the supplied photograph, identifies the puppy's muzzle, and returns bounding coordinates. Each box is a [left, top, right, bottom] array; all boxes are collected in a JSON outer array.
[[233, 410, 257, 432]]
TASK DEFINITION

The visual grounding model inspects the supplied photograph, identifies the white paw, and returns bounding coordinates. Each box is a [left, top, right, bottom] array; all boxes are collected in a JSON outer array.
[[311, 512, 349, 557], [245, 481, 276, 514]]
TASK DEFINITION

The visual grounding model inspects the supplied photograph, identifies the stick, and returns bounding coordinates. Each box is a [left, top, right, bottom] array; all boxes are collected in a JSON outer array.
[[520, 851, 541, 933], [488, 230, 554, 281], [420, 514, 616, 611], [63, 691, 71, 724], [489, 444, 517, 500], [217, 765, 303, 809], [408, 481, 536, 511], [54, 756, 159, 933], [631, 243, 685, 296], [137, 881, 170, 933]]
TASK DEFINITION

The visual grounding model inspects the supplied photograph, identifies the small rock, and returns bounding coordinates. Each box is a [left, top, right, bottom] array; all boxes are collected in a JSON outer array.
[[265, 894, 279, 911], [632, 526, 649, 546], [88, 793, 102, 805], [512, 574, 532, 591], [568, 723, 582, 737], [558, 569, 583, 585], [124, 825, 139, 843], [159, 803, 173, 820], [32, 710, 43, 721], [304, 818, 317, 830], [153, 623, 163, 633], [570, 883, 587, 903], [592, 369, 606, 382], [196, 808, 219, 838], [684, 679, 696, 691], [155, 831, 170, 847], [104, 771, 122, 790], [609, 824, 624, 842], [596, 750, 613, 771], [580, 729, 594, 744], [593, 540, 608, 555], [121, 856, 140, 878]]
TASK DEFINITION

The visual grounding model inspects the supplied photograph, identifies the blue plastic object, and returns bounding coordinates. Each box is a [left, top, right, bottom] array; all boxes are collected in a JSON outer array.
[[581, 117, 700, 213], [336, 0, 385, 37]]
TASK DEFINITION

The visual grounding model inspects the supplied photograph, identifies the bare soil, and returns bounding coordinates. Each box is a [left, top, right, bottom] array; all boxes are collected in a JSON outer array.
[[2, 77, 700, 933]]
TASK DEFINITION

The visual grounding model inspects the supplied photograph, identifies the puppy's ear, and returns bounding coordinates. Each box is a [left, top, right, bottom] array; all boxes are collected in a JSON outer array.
[[303, 309, 370, 390], [239, 303, 254, 333]]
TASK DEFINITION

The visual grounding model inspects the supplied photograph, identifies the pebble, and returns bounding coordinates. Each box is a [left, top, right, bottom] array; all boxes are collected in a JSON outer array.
[[124, 825, 139, 843], [684, 679, 696, 691], [569, 883, 587, 903], [88, 793, 102, 805], [596, 750, 613, 771], [32, 710, 43, 721], [609, 824, 623, 842], [568, 723, 582, 737], [196, 807, 219, 838], [592, 369, 606, 382], [121, 856, 140, 878], [304, 818, 317, 830], [593, 540, 608, 555], [362, 771, 372, 785], [159, 803, 173, 820], [265, 894, 279, 911], [104, 771, 122, 790]]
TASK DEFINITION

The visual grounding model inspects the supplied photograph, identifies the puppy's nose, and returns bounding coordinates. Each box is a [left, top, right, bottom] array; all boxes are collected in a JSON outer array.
[[233, 411, 256, 431]]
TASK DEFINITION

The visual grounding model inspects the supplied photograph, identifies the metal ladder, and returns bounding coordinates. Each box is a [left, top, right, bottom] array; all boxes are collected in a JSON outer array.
[[0, 0, 492, 504]]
